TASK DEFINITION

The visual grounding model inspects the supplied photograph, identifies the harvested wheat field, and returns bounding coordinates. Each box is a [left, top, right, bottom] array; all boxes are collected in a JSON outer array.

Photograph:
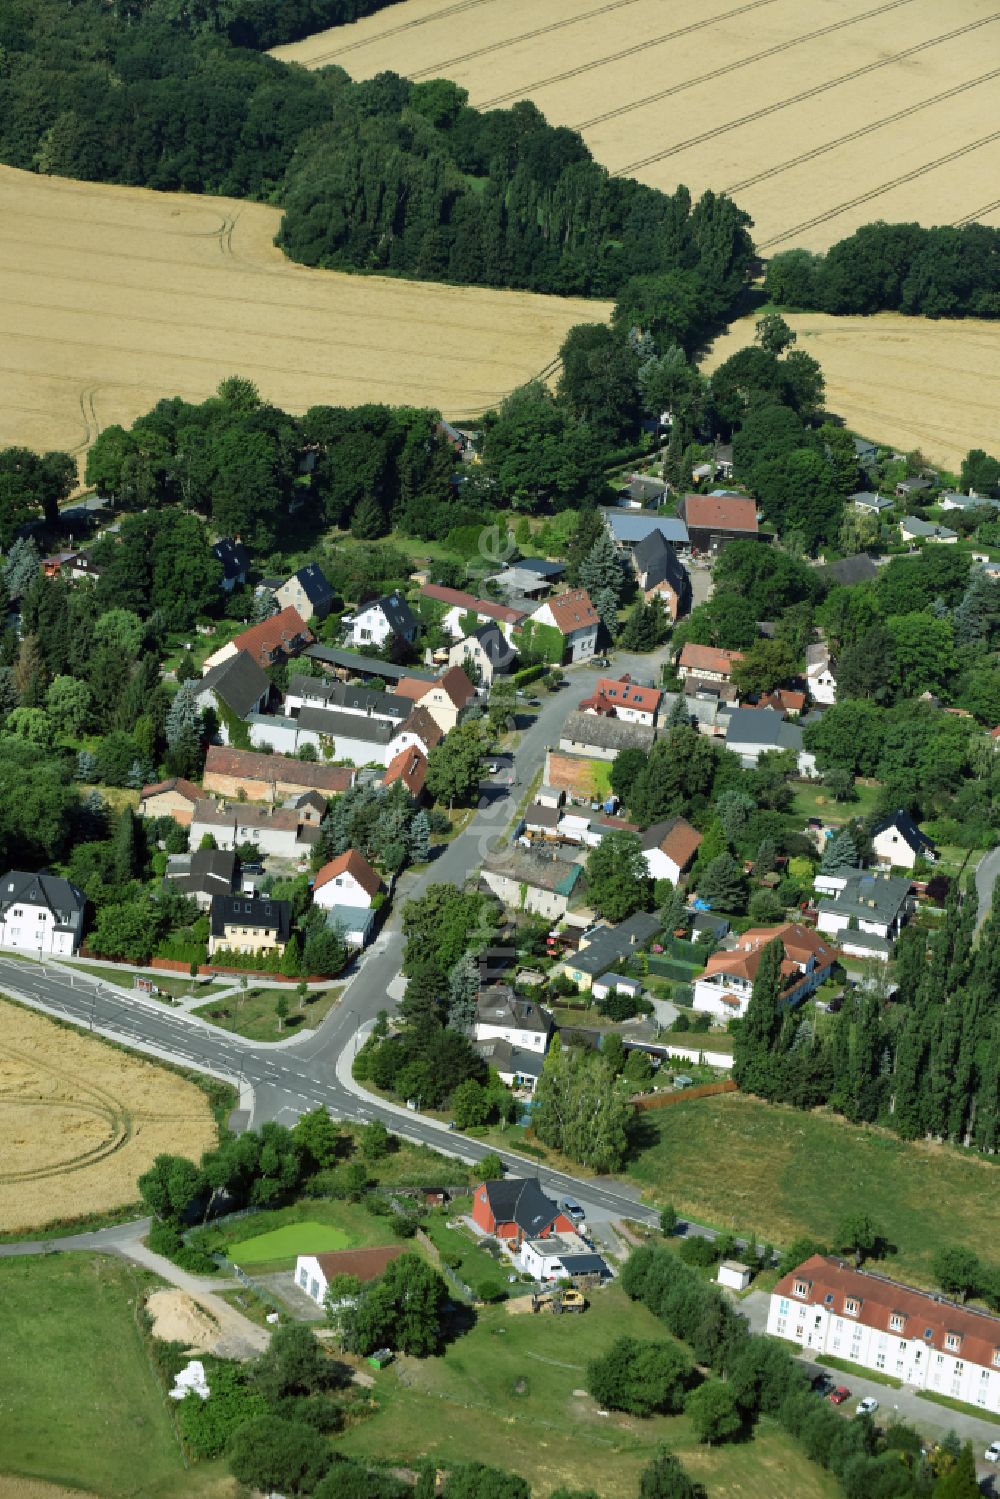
[[0, 165, 608, 459], [0, 1001, 216, 1233], [275, 0, 1000, 252], [705, 311, 1000, 470]]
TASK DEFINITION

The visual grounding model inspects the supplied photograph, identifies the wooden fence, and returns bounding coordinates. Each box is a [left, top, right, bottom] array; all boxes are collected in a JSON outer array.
[[631, 1079, 737, 1112]]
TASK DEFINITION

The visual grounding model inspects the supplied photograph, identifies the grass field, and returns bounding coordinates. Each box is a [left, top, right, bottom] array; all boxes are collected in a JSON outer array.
[[0, 1253, 233, 1498], [628, 1093, 1000, 1285], [0, 999, 217, 1233], [274, 0, 1000, 254], [336, 1286, 839, 1498], [705, 310, 1000, 469], [228, 1219, 351, 1264], [193, 984, 342, 1042], [790, 779, 882, 827], [0, 164, 609, 462]]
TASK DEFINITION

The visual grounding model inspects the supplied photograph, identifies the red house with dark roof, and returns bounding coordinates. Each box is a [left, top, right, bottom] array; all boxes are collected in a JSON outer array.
[[471, 1178, 576, 1247]]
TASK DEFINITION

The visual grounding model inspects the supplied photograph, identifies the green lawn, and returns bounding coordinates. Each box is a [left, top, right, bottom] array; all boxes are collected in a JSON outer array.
[[336, 1287, 839, 1499], [228, 1220, 350, 1265], [0, 1253, 227, 1498], [790, 779, 880, 826], [420, 1202, 519, 1299], [193, 984, 342, 1042], [627, 1093, 1000, 1286]]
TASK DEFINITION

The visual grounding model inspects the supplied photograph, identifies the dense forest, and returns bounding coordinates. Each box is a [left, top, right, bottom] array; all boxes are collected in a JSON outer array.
[[116, 0, 406, 50], [765, 221, 1000, 319], [0, 0, 753, 325]]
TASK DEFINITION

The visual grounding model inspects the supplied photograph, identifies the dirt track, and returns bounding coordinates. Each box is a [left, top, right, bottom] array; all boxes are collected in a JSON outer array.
[[0, 164, 609, 459]]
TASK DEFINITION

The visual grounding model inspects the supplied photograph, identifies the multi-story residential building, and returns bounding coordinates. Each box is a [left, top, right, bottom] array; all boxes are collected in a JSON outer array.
[[579, 674, 662, 727], [474, 986, 554, 1054], [768, 1255, 1000, 1415], [806, 642, 837, 706], [275, 562, 335, 623], [0, 871, 85, 956], [207, 894, 291, 956], [343, 592, 418, 651], [693, 922, 838, 1021]]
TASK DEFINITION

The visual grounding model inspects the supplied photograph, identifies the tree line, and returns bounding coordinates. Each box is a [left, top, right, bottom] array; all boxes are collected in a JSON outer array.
[[765, 221, 1000, 319]]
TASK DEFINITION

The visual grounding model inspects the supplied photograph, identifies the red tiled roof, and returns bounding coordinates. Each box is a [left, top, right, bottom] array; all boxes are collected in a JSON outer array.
[[678, 643, 744, 677], [702, 923, 837, 986], [541, 588, 599, 636], [204, 745, 353, 793], [592, 675, 660, 714], [232, 606, 312, 666], [397, 706, 444, 751], [683, 493, 759, 534], [757, 689, 806, 714], [311, 1244, 406, 1283], [383, 746, 428, 797], [395, 677, 431, 701], [775, 1255, 1000, 1372], [140, 777, 200, 803], [656, 817, 702, 870], [420, 584, 525, 627], [437, 664, 477, 708], [314, 849, 382, 898]]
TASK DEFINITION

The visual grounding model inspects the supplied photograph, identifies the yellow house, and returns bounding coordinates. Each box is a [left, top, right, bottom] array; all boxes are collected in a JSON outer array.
[[395, 665, 477, 735], [208, 894, 291, 957]]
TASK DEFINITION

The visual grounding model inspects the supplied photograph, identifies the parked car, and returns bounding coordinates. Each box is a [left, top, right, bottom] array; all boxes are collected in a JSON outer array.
[[811, 1373, 833, 1396], [986, 1441, 1000, 1462], [560, 1197, 586, 1223], [856, 1396, 879, 1416], [828, 1386, 851, 1406]]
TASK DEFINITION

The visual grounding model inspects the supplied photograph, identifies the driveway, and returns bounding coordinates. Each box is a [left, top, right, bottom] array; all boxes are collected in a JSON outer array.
[[740, 1291, 1000, 1454], [975, 845, 1000, 929]]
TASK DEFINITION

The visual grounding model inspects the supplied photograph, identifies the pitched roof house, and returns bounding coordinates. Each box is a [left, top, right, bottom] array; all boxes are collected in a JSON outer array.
[[390, 705, 445, 760], [208, 893, 291, 956], [202, 608, 313, 674], [681, 493, 759, 552], [528, 588, 600, 663], [579, 674, 661, 727], [196, 650, 271, 731], [554, 911, 661, 992], [295, 1245, 405, 1305], [693, 922, 837, 1021], [481, 847, 583, 920], [393, 664, 477, 734], [276, 562, 335, 622], [871, 809, 938, 870], [631, 530, 691, 620], [474, 986, 554, 1054], [0, 870, 86, 956], [448, 621, 516, 686], [382, 745, 428, 800], [202, 745, 353, 802], [344, 592, 418, 650], [164, 849, 238, 909], [558, 709, 655, 761], [602, 509, 690, 549], [724, 707, 816, 777], [312, 850, 381, 910], [471, 1179, 576, 1246], [899, 516, 957, 545], [641, 816, 703, 885], [212, 537, 250, 591], [805, 642, 837, 706], [676, 642, 744, 683], [139, 777, 201, 827], [767, 1255, 1000, 1414], [420, 584, 525, 639]]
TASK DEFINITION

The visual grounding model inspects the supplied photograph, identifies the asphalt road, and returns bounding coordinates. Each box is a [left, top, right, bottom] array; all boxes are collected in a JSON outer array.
[[2, 651, 677, 1228]]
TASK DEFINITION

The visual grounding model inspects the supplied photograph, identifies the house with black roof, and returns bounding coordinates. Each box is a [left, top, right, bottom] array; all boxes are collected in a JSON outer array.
[[554, 911, 660, 993], [344, 592, 418, 651], [208, 893, 291, 957], [196, 650, 271, 736], [871, 810, 938, 871], [0, 870, 86, 955], [213, 537, 250, 592], [276, 562, 335, 623], [471, 1178, 576, 1246], [164, 849, 238, 910], [631, 529, 691, 620]]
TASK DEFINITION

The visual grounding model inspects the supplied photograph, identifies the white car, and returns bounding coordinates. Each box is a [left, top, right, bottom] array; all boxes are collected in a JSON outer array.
[[855, 1396, 879, 1417], [986, 1441, 1000, 1462]]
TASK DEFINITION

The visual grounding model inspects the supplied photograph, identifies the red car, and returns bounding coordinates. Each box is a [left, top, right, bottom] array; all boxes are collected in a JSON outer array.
[[828, 1386, 851, 1406]]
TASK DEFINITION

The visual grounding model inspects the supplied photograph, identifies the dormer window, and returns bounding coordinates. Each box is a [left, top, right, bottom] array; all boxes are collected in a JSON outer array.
[[844, 1298, 860, 1317], [945, 1333, 961, 1353], [793, 1280, 810, 1299], [889, 1313, 905, 1333]]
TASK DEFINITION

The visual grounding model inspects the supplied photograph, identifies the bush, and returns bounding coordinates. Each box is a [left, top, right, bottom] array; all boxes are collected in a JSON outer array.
[[678, 1236, 720, 1268], [148, 1217, 182, 1257]]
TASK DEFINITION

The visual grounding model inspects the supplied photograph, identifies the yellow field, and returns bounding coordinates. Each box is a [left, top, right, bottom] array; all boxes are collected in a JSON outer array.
[[705, 311, 1000, 469], [0, 1001, 216, 1233], [0, 165, 609, 458], [275, 0, 1000, 253]]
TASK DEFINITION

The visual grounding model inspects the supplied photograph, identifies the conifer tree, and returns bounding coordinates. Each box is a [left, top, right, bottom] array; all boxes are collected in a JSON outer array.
[[733, 939, 784, 1096]]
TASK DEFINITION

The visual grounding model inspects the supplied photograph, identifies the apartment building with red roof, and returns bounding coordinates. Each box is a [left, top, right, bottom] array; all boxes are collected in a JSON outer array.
[[768, 1254, 1000, 1414]]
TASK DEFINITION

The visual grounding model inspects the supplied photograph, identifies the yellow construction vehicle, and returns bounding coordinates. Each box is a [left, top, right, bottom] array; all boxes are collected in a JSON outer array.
[[531, 1286, 587, 1315]]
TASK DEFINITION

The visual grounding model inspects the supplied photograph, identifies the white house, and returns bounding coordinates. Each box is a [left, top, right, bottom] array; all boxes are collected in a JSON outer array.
[[693, 922, 837, 1022], [723, 708, 817, 778], [870, 810, 938, 870], [195, 651, 271, 739], [343, 592, 418, 650], [394, 665, 477, 736], [420, 584, 526, 642], [284, 676, 411, 728], [247, 707, 400, 767], [312, 850, 381, 910], [899, 516, 958, 545], [591, 973, 644, 1004], [640, 817, 703, 885], [448, 622, 515, 687], [579, 674, 661, 727], [768, 1254, 1000, 1416], [805, 643, 837, 706], [851, 492, 893, 516], [0, 871, 85, 956], [294, 1246, 405, 1306], [189, 799, 318, 860], [475, 987, 554, 1054], [518, 1231, 603, 1282], [816, 870, 912, 948], [481, 849, 583, 921], [528, 588, 600, 664]]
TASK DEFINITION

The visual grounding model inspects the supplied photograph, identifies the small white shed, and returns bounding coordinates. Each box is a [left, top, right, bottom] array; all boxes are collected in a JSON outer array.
[[717, 1259, 752, 1292]]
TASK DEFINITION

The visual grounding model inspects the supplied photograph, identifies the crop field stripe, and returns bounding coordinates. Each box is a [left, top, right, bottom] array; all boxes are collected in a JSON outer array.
[[611, 8, 997, 174], [408, 0, 647, 81], [952, 197, 1000, 226], [724, 68, 1000, 194], [759, 126, 1000, 249], [477, 0, 783, 111], [575, 0, 918, 133], [297, 0, 502, 65]]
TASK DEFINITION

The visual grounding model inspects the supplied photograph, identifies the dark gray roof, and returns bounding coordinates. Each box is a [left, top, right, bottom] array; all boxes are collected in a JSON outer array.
[[568, 912, 660, 977], [822, 554, 879, 587], [631, 529, 690, 597], [198, 650, 270, 719], [480, 1178, 560, 1236], [872, 809, 937, 854], [288, 676, 410, 722], [558, 1253, 612, 1279], [302, 645, 434, 682], [516, 557, 565, 579], [473, 1038, 546, 1079], [356, 592, 418, 639], [560, 711, 655, 753], [0, 870, 84, 931], [297, 707, 398, 745], [817, 871, 910, 925], [165, 849, 237, 898], [210, 893, 290, 940], [291, 562, 334, 609], [525, 802, 561, 829], [468, 621, 516, 670], [476, 986, 553, 1036], [213, 537, 250, 580], [724, 708, 803, 753]]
